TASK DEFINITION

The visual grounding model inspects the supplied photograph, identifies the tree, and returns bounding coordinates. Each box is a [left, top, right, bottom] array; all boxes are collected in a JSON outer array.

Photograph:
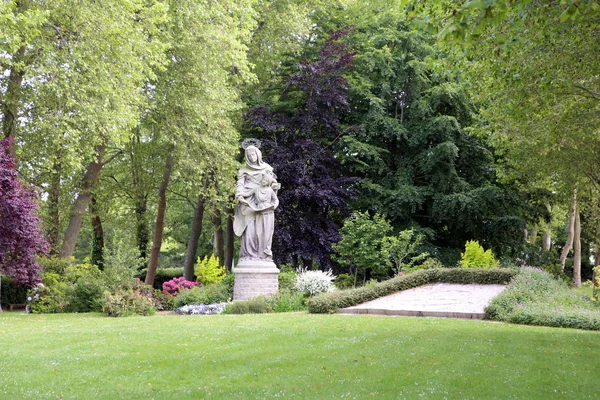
[[244, 30, 358, 268], [312, 4, 532, 261], [0, 138, 48, 311], [333, 212, 392, 285]]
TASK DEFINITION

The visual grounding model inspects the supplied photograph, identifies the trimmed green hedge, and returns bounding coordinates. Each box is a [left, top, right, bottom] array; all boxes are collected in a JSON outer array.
[[306, 268, 517, 314]]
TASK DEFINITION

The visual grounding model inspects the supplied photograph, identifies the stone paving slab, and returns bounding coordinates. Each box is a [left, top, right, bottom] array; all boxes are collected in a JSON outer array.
[[337, 283, 506, 320]]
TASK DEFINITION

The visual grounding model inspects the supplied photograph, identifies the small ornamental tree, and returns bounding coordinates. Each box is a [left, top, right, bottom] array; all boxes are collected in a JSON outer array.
[[460, 240, 499, 269], [0, 138, 48, 310]]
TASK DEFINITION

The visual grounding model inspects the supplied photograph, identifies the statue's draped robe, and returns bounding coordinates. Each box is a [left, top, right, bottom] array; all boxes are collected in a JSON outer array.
[[233, 147, 278, 260]]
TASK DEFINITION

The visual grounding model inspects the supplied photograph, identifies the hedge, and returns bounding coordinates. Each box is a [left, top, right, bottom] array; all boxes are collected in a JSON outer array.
[[306, 268, 517, 314]]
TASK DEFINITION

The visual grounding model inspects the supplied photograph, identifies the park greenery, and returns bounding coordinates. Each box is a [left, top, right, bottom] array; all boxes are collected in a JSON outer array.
[[1, 0, 599, 336]]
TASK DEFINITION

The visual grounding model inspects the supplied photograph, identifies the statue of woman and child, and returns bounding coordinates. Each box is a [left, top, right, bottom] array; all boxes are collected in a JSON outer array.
[[233, 144, 280, 261]]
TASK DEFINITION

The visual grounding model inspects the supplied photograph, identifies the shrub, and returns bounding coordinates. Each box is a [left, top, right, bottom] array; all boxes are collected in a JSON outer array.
[[294, 268, 335, 296], [266, 290, 307, 312], [224, 296, 269, 314], [220, 273, 235, 298], [69, 276, 106, 312], [195, 255, 225, 285], [172, 283, 230, 308], [485, 267, 600, 330], [162, 277, 199, 296], [307, 268, 517, 313], [334, 273, 354, 290], [382, 229, 429, 274], [103, 289, 156, 317], [27, 271, 70, 313], [38, 256, 72, 275], [278, 270, 297, 291], [460, 240, 499, 268]]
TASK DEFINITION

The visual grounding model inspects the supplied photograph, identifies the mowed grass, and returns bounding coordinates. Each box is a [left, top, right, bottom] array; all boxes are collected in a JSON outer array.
[[1, 312, 600, 399]]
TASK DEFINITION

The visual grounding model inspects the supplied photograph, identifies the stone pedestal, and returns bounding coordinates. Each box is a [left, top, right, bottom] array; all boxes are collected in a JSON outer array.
[[233, 259, 279, 301]]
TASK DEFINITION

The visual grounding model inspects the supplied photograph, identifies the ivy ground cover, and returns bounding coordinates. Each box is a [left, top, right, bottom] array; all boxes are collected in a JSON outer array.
[[1, 312, 599, 399]]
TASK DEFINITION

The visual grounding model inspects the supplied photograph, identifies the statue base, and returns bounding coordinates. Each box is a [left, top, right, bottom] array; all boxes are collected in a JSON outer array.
[[233, 259, 279, 301]]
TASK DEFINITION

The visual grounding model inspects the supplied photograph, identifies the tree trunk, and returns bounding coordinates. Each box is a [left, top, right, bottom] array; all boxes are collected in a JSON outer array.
[[528, 229, 537, 246], [60, 144, 106, 258], [573, 205, 581, 287], [90, 195, 104, 270], [134, 199, 149, 268], [224, 207, 234, 272], [183, 195, 205, 281], [542, 225, 551, 252], [594, 247, 599, 287], [560, 190, 577, 271], [145, 145, 175, 286], [48, 158, 62, 255], [212, 209, 225, 266], [2, 45, 26, 159]]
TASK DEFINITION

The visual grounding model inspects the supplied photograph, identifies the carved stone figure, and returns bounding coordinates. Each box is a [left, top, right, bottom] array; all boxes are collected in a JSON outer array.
[[233, 145, 280, 261]]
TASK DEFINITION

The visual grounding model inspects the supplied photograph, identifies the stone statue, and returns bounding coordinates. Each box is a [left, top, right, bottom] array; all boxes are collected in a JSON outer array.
[[233, 145, 280, 261]]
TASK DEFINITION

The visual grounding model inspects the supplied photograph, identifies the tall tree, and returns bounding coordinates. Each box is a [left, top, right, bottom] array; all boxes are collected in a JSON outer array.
[[245, 31, 358, 268]]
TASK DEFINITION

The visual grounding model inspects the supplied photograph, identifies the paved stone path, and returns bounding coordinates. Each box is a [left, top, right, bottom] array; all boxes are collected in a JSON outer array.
[[338, 283, 506, 319]]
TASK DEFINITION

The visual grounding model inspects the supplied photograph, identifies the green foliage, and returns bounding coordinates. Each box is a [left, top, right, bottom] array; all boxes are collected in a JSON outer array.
[[486, 268, 600, 331], [278, 270, 297, 291], [418, 258, 444, 271], [334, 273, 354, 290], [69, 276, 106, 313], [172, 283, 230, 309], [103, 289, 156, 317], [333, 212, 392, 278], [220, 274, 235, 298], [382, 229, 430, 274], [460, 240, 499, 268], [195, 255, 225, 285], [266, 290, 307, 313], [224, 297, 269, 314], [38, 256, 72, 275], [307, 268, 517, 313], [27, 272, 70, 313]]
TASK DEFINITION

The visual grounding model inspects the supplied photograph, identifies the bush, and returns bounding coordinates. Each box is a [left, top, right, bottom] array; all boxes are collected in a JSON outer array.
[[224, 296, 269, 314], [103, 289, 156, 317], [221, 274, 235, 298], [172, 283, 230, 308], [278, 270, 297, 291], [485, 267, 600, 330], [38, 256, 72, 275], [27, 272, 70, 313], [266, 290, 307, 312], [307, 268, 517, 313], [69, 276, 106, 312], [334, 273, 354, 290], [162, 277, 199, 296], [195, 255, 225, 285], [294, 268, 335, 296], [460, 240, 499, 268]]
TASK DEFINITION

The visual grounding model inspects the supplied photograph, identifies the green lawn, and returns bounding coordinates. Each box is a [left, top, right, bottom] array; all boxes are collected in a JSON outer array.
[[1, 312, 599, 399]]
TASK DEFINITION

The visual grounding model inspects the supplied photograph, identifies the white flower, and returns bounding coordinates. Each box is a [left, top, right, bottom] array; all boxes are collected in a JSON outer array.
[[294, 268, 336, 296]]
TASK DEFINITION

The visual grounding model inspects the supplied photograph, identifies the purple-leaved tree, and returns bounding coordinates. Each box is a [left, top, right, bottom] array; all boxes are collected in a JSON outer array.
[[244, 30, 358, 269], [0, 137, 48, 311]]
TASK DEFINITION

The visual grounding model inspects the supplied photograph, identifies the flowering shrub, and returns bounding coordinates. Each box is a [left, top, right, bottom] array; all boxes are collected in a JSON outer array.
[[294, 268, 336, 296], [162, 277, 199, 296], [176, 303, 225, 315], [103, 289, 156, 317]]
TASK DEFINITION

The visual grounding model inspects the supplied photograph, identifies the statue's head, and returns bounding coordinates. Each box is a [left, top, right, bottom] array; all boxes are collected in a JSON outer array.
[[245, 145, 262, 167]]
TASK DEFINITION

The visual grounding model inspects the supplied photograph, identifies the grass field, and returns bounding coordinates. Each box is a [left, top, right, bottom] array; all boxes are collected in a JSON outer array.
[[2, 312, 599, 399]]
